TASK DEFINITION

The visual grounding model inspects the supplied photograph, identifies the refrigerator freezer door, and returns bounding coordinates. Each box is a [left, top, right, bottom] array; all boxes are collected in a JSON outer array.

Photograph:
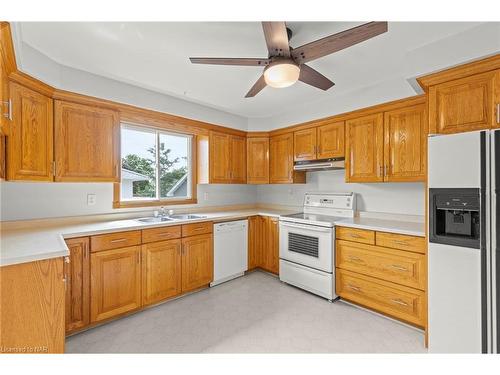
[[428, 131, 481, 189], [428, 242, 482, 353]]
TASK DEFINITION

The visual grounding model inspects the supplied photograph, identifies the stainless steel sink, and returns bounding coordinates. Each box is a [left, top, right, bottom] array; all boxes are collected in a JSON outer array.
[[169, 214, 207, 220], [136, 217, 176, 223]]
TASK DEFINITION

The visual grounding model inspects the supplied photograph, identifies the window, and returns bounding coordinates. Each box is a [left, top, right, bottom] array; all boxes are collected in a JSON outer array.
[[119, 123, 194, 205]]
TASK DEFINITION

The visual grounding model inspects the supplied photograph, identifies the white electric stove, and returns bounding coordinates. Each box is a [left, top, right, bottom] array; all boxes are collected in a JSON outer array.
[[279, 192, 356, 301]]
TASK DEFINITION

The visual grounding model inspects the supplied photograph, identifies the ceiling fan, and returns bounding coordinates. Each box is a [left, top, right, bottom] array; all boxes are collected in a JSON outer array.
[[189, 21, 388, 98]]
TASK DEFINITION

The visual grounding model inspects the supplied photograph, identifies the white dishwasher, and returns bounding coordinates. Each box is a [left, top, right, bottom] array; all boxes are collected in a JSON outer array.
[[211, 220, 248, 287]]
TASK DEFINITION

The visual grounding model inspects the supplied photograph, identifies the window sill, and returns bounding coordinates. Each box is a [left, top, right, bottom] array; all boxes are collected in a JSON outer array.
[[113, 198, 198, 209]]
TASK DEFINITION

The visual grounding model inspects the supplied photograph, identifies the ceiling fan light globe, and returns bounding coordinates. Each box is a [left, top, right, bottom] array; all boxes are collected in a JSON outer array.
[[264, 62, 300, 88]]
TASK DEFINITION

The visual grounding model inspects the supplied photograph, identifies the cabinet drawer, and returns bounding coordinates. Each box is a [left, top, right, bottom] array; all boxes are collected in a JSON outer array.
[[336, 240, 426, 290], [376, 232, 426, 254], [182, 222, 213, 237], [90, 231, 141, 252], [336, 227, 375, 245], [142, 225, 181, 243], [336, 269, 426, 327]]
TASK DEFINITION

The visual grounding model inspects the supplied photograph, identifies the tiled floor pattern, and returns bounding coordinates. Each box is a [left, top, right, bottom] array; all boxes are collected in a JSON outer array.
[[66, 271, 426, 353]]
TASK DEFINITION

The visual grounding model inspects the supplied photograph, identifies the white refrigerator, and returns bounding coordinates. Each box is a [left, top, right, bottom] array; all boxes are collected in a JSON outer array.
[[428, 130, 498, 353]]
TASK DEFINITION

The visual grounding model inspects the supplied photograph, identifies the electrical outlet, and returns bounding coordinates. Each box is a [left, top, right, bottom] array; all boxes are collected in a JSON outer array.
[[87, 193, 97, 206], [204, 192, 209, 201]]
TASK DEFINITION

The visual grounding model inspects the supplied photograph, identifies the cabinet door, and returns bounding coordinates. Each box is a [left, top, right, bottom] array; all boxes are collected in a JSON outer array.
[[90, 246, 142, 322], [142, 239, 181, 306], [181, 234, 213, 293], [262, 216, 279, 275], [247, 137, 269, 184], [384, 103, 428, 182], [209, 131, 231, 183], [294, 128, 317, 161], [270, 133, 294, 183], [7, 82, 53, 181], [230, 135, 247, 183], [54, 101, 119, 182], [317, 121, 345, 159], [428, 70, 499, 134], [248, 216, 263, 269], [345, 113, 384, 182], [65, 237, 90, 334]]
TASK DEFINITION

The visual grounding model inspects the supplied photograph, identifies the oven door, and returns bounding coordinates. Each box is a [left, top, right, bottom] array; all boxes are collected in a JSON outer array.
[[279, 221, 333, 273]]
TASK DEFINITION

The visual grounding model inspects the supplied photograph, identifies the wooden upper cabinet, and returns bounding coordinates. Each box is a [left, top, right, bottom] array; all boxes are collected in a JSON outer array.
[[7, 82, 53, 181], [345, 113, 384, 182], [142, 239, 181, 306], [317, 121, 345, 159], [428, 70, 500, 134], [294, 128, 317, 161], [54, 101, 119, 182], [64, 237, 90, 334], [384, 103, 428, 182], [209, 131, 231, 183], [270, 133, 305, 184], [230, 135, 247, 183], [181, 234, 213, 293], [247, 137, 269, 184], [90, 245, 142, 323]]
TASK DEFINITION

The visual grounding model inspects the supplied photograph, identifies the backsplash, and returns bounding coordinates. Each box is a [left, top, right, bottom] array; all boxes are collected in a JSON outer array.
[[256, 170, 425, 216], [0, 182, 257, 221]]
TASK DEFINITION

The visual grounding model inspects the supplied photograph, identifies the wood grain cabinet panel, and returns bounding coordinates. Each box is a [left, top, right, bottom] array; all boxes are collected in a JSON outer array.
[[142, 225, 181, 244], [246, 137, 269, 184], [64, 237, 90, 334], [336, 239, 426, 290], [181, 234, 213, 293], [0, 257, 65, 353], [317, 121, 345, 159], [54, 100, 119, 182], [270, 133, 305, 184], [261, 216, 279, 274], [181, 221, 213, 237], [345, 113, 384, 182], [7, 82, 53, 181], [375, 232, 426, 254], [142, 239, 182, 306], [90, 246, 142, 322], [90, 230, 142, 252], [428, 70, 499, 134], [384, 104, 427, 181], [248, 216, 263, 270], [336, 268, 426, 327], [230, 135, 247, 183], [209, 131, 231, 183], [294, 128, 317, 161], [336, 227, 375, 245]]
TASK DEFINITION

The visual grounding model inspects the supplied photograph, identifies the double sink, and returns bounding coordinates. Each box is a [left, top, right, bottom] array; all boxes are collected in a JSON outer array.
[[135, 214, 207, 224]]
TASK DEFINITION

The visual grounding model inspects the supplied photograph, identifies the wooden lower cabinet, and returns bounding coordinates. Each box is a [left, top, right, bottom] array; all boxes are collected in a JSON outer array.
[[181, 234, 213, 293], [0, 257, 65, 353], [335, 226, 427, 329], [142, 239, 182, 306], [248, 216, 263, 269], [64, 237, 90, 334], [261, 216, 279, 274], [90, 246, 142, 323]]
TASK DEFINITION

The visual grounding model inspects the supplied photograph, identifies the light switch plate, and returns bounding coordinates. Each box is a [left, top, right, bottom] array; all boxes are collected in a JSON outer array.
[[87, 193, 97, 206]]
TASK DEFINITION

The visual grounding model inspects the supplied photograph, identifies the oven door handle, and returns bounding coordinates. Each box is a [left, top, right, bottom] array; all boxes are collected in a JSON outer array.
[[279, 221, 332, 233]]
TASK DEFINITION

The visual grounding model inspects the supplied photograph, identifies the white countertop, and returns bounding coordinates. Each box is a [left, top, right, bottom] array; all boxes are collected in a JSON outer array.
[[0, 208, 293, 267], [1, 207, 425, 267]]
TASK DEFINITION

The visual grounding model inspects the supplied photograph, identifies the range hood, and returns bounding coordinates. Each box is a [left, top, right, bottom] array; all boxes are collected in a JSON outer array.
[[293, 158, 345, 172]]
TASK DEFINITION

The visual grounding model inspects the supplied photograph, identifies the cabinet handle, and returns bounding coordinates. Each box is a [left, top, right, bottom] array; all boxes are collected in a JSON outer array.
[[136, 252, 140, 264], [2, 99, 12, 121], [110, 238, 127, 243], [347, 284, 361, 292], [497, 103, 500, 124], [348, 255, 364, 263], [64, 256, 70, 264], [389, 264, 408, 271], [390, 298, 409, 306], [379, 165, 383, 176], [83, 244, 89, 258], [349, 233, 362, 239], [393, 240, 409, 246]]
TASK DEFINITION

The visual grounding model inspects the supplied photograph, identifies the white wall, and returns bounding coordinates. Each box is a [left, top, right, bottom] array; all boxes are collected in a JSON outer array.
[[257, 170, 425, 216], [0, 182, 257, 221]]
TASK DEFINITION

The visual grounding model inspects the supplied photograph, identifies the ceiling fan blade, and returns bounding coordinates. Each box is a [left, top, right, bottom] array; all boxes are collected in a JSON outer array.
[[245, 75, 267, 98], [299, 64, 335, 91], [291, 22, 388, 64], [190, 57, 270, 66], [262, 22, 290, 58]]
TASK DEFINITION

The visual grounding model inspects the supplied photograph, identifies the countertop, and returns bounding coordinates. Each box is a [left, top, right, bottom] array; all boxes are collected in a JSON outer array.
[[1, 207, 425, 267]]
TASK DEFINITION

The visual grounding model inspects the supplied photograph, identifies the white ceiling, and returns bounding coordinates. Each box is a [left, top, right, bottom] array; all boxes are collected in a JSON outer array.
[[16, 22, 490, 118]]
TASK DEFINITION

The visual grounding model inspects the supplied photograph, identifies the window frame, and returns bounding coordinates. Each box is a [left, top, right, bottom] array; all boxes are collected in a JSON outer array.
[[113, 122, 197, 208]]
